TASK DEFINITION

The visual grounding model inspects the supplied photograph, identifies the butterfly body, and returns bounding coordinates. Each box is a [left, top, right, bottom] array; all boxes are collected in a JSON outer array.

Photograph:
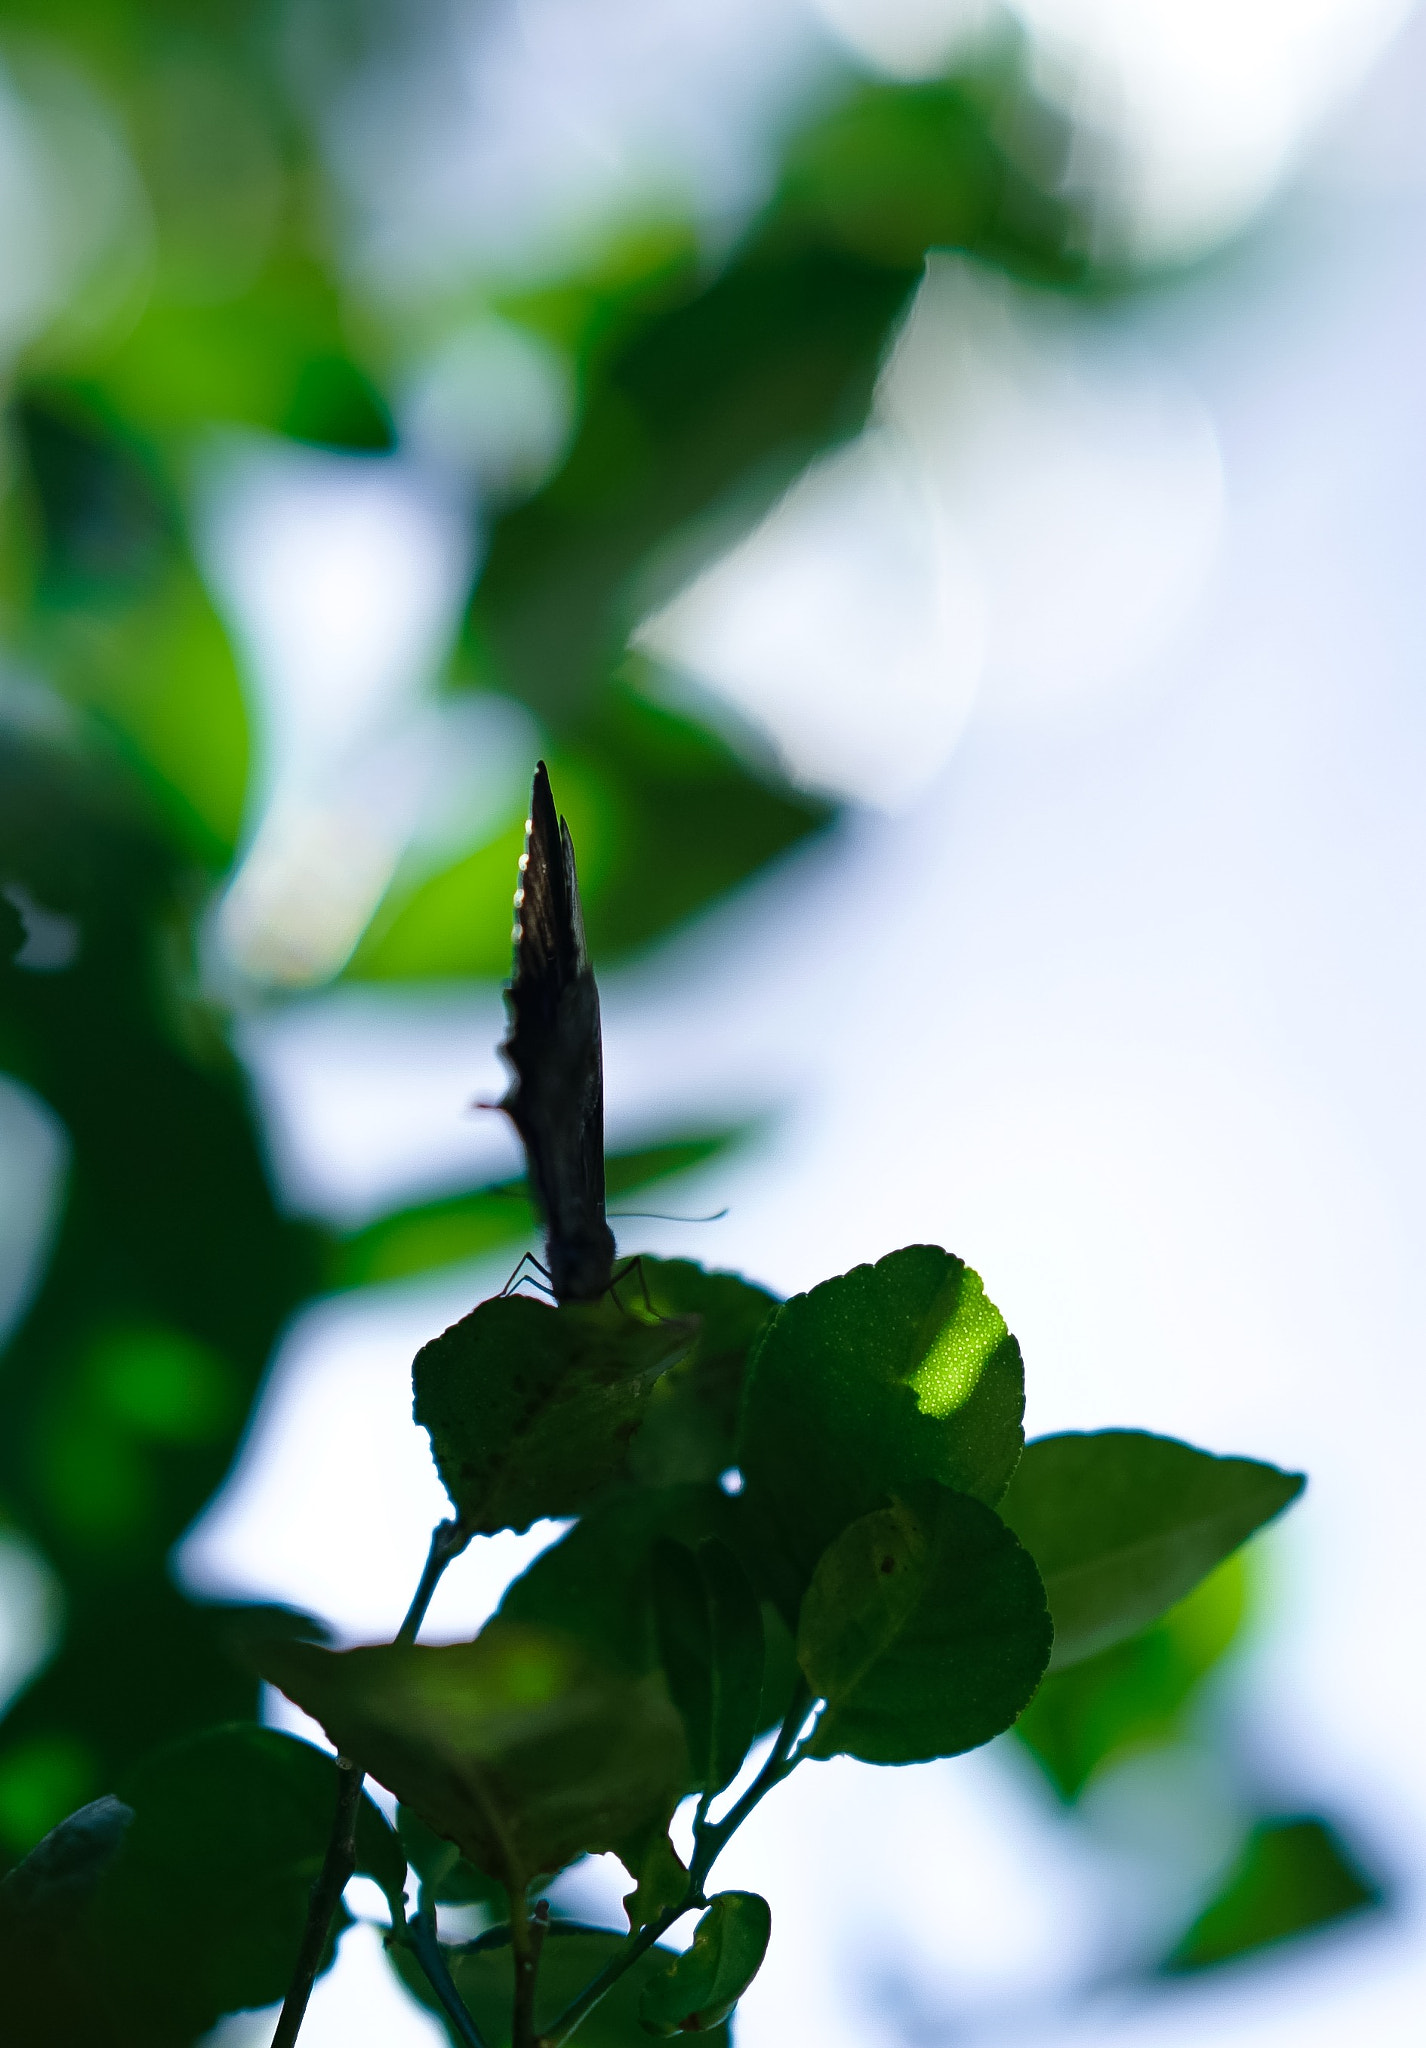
[[500, 764, 616, 1303]]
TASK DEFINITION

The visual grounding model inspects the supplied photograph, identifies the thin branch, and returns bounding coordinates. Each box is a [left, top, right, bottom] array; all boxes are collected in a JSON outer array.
[[541, 1682, 814, 2048], [270, 1517, 471, 2048], [270, 1760, 364, 2048], [408, 1910, 490, 2048]]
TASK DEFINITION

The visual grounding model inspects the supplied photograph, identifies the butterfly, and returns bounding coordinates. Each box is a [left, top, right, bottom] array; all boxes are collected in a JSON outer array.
[[499, 762, 616, 1303]]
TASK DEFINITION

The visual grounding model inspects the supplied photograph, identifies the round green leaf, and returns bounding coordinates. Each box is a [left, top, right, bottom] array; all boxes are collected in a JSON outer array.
[[798, 1486, 1051, 1763], [739, 1245, 1025, 1599], [639, 1890, 772, 2036], [997, 1431, 1305, 1670], [413, 1293, 697, 1535]]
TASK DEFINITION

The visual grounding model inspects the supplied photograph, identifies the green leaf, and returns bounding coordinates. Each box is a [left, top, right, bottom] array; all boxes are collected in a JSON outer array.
[[0, 1726, 406, 2045], [739, 1246, 1025, 1600], [627, 1259, 779, 1487], [613, 1818, 689, 1934], [651, 1539, 764, 1795], [1014, 1554, 1247, 1802], [1163, 1817, 1381, 1972], [997, 1432, 1305, 1671], [413, 1293, 698, 1535], [393, 1924, 732, 2047], [257, 1623, 688, 1897], [638, 1890, 772, 2036], [797, 1486, 1051, 1764], [398, 1805, 503, 1912]]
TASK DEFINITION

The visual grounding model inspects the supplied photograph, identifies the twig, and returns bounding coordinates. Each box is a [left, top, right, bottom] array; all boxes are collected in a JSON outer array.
[[270, 1760, 364, 2048], [270, 1517, 471, 2047], [409, 1909, 490, 2048], [540, 1682, 813, 2048]]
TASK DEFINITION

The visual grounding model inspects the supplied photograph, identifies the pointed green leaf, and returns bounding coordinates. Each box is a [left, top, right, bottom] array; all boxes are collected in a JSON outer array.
[[739, 1246, 1025, 1599], [627, 1259, 780, 1486], [639, 1890, 772, 2036], [997, 1431, 1305, 1671], [257, 1622, 688, 1896], [413, 1293, 698, 1535], [651, 1539, 764, 1796], [798, 1486, 1051, 1764], [614, 1817, 689, 1934], [1164, 1817, 1380, 1972]]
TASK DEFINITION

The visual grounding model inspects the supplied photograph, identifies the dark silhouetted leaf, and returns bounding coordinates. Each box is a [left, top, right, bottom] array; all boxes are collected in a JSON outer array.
[[997, 1432, 1304, 1671], [1164, 1818, 1381, 1972], [414, 1293, 697, 1535], [639, 1890, 771, 2036], [739, 1246, 1025, 1604], [651, 1539, 764, 1795], [628, 1259, 780, 1488], [798, 1485, 1050, 1764], [258, 1623, 687, 1897], [398, 1804, 503, 1912], [0, 1795, 133, 1916], [395, 1923, 731, 2047]]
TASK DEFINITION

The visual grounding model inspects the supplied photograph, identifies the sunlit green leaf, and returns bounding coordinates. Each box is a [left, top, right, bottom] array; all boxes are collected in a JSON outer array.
[[997, 1432, 1304, 1671], [739, 1246, 1025, 1602], [258, 1623, 688, 1897], [1163, 1817, 1381, 1972], [651, 1539, 764, 1796], [798, 1485, 1050, 1764], [414, 1293, 698, 1535], [639, 1890, 771, 2036]]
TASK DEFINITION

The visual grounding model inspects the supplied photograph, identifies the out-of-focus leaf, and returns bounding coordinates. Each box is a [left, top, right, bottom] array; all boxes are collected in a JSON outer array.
[[0, 1725, 403, 2045], [651, 1538, 764, 1795], [394, 1923, 732, 2047], [740, 1246, 1025, 1606], [1163, 1818, 1382, 1972], [997, 1432, 1304, 1671], [798, 1485, 1050, 1764], [628, 1259, 779, 1489], [1014, 1554, 1247, 1801], [258, 1624, 688, 1897], [328, 1138, 748, 1294], [0, 1794, 132, 1915], [414, 1293, 697, 1535], [638, 1890, 771, 2036]]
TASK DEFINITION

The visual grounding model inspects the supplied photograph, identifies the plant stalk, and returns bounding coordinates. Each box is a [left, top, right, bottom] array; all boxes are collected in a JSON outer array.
[[541, 1683, 813, 2048], [270, 1517, 470, 2047], [409, 1910, 490, 2048]]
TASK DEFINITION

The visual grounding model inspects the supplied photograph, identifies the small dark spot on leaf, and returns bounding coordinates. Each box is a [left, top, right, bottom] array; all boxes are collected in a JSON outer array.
[[879, 1556, 896, 1574]]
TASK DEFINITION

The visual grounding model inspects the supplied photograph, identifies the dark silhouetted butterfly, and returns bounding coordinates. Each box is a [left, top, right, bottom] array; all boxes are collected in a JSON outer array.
[[499, 762, 616, 1303]]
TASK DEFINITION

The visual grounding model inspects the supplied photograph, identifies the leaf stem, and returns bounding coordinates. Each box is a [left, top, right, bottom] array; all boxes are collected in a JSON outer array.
[[408, 1910, 490, 2048], [270, 1517, 470, 2048], [540, 1682, 812, 2048]]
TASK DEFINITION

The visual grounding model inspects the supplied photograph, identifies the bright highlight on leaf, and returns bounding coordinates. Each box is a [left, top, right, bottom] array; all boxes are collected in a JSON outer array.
[[997, 1431, 1305, 1670], [739, 1245, 1025, 1594]]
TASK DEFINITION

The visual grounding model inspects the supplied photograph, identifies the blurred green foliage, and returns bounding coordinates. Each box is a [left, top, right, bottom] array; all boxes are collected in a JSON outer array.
[[0, 3, 1383, 2036]]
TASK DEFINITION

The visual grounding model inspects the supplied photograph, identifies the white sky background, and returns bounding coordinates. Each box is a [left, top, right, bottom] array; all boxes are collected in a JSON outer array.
[[71, 0, 1426, 2040]]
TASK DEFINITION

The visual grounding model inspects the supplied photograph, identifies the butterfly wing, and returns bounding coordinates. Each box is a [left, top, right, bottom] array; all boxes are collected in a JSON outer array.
[[500, 763, 616, 1301]]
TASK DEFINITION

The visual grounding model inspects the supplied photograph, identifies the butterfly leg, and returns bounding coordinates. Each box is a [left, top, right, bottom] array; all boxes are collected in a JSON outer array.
[[499, 1251, 558, 1300]]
